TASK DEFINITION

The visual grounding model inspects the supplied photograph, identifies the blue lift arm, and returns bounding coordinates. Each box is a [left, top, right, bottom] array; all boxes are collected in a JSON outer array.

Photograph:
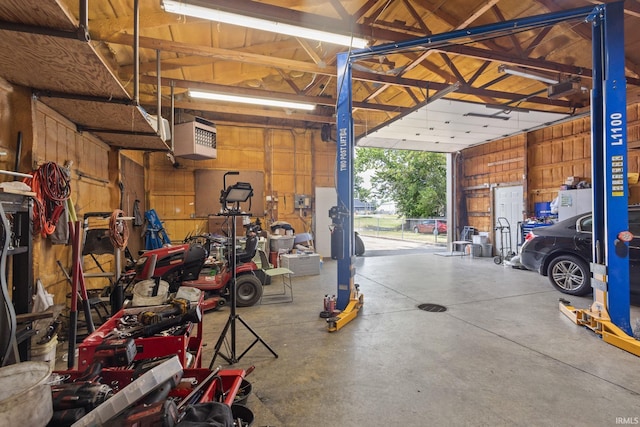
[[591, 1, 630, 334], [334, 51, 355, 311], [560, 2, 640, 356], [334, 2, 638, 351]]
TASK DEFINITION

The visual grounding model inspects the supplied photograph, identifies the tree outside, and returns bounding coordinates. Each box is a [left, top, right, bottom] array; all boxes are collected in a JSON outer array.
[[354, 147, 446, 218]]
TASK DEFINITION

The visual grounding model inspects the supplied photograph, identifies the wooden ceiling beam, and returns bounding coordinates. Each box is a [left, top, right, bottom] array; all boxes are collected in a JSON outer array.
[[104, 18, 639, 87], [456, 0, 501, 29], [402, 0, 431, 35], [537, 0, 640, 78], [88, 12, 197, 39], [103, 33, 332, 76], [439, 53, 467, 84], [351, 71, 572, 106], [277, 69, 302, 94], [353, 0, 383, 21], [468, 61, 492, 86], [438, 44, 595, 79], [491, 5, 525, 57], [524, 26, 552, 56], [153, 69, 570, 113], [112, 33, 592, 101], [425, 0, 507, 52], [139, 75, 410, 113], [328, 0, 351, 20], [295, 38, 325, 65]]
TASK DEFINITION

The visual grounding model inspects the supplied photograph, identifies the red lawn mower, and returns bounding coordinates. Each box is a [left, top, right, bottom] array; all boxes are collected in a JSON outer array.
[[134, 225, 265, 312]]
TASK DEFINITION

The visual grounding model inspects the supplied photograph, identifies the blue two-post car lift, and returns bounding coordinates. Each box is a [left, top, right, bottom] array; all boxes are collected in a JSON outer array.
[[331, 1, 640, 355]]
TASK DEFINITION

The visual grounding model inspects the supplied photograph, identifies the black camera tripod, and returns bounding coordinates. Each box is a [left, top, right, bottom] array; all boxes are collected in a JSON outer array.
[[209, 210, 278, 366]]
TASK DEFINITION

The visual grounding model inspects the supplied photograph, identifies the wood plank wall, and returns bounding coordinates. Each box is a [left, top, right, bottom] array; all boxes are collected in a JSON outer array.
[[3, 81, 335, 306], [457, 134, 525, 236], [458, 103, 640, 242], [31, 102, 119, 304], [1, 83, 129, 305], [147, 125, 336, 242]]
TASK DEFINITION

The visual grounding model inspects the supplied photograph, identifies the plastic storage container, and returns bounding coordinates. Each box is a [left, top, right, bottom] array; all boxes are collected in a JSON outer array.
[[0, 362, 53, 427], [270, 235, 295, 252], [465, 244, 483, 257], [481, 244, 493, 257], [280, 253, 321, 276]]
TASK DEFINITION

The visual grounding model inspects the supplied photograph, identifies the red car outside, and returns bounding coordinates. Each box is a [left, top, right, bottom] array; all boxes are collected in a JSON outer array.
[[413, 219, 447, 235]]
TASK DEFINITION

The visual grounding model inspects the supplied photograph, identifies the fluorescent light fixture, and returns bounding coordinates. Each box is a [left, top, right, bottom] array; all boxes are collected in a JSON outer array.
[[427, 81, 461, 103], [162, 0, 369, 49], [498, 65, 559, 85], [188, 89, 316, 111]]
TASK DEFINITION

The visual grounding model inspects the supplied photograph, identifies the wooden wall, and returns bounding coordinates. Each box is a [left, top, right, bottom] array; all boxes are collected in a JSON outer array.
[[2, 79, 335, 306], [147, 126, 336, 241], [1, 81, 141, 305], [31, 102, 119, 304], [457, 134, 526, 235], [458, 102, 640, 242]]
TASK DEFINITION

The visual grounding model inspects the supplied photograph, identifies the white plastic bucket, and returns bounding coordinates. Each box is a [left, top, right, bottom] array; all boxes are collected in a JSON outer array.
[[132, 279, 169, 306], [0, 361, 53, 427], [31, 336, 58, 372]]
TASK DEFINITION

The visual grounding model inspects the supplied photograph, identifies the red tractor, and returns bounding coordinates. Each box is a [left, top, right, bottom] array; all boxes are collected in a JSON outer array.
[[134, 226, 264, 311]]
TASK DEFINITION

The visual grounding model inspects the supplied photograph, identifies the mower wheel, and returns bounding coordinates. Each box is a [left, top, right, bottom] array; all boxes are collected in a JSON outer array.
[[236, 274, 263, 307]]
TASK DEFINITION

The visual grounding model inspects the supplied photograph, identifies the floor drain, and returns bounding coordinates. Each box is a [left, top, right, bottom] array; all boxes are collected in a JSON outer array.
[[418, 303, 447, 312]]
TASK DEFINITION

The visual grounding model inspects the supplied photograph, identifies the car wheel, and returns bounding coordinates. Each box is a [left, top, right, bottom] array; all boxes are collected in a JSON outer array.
[[547, 255, 591, 295], [235, 274, 264, 307], [413, 227, 419, 233], [355, 232, 365, 256]]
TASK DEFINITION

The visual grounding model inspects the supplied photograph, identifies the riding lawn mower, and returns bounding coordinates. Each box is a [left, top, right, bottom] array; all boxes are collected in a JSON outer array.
[[133, 223, 265, 312]]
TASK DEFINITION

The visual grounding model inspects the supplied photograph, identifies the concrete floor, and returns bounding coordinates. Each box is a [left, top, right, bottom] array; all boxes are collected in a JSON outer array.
[[198, 236, 640, 427]]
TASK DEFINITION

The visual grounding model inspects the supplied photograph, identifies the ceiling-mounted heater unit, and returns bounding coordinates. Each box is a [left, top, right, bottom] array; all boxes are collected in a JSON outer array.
[[173, 117, 217, 160]]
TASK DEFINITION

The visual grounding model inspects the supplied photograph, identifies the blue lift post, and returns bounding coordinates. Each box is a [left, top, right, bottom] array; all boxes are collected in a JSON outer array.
[[559, 1, 640, 356], [326, 51, 364, 332], [333, 2, 640, 354]]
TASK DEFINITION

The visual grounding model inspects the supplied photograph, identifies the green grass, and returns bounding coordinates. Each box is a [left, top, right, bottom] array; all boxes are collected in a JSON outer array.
[[354, 215, 447, 245]]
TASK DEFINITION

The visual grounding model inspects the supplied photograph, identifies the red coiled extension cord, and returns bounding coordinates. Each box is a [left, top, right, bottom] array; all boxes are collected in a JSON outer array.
[[109, 209, 129, 249], [25, 162, 71, 237]]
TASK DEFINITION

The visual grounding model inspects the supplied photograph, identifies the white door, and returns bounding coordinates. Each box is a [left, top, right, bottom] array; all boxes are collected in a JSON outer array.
[[494, 186, 524, 255], [314, 187, 336, 259]]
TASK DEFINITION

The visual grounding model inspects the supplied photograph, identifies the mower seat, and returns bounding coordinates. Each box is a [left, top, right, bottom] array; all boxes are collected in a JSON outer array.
[[234, 234, 258, 265], [182, 244, 207, 281]]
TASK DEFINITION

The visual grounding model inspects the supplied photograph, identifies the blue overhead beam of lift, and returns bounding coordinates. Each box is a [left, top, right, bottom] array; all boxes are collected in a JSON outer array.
[[336, 2, 633, 337]]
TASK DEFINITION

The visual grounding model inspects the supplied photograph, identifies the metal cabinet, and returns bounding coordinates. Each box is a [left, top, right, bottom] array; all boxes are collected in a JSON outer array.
[[0, 192, 33, 364], [557, 189, 592, 221]]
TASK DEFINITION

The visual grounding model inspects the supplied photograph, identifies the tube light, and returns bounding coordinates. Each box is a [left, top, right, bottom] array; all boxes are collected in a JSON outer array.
[[498, 65, 559, 85], [162, 0, 369, 49], [188, 89, 316, 111]]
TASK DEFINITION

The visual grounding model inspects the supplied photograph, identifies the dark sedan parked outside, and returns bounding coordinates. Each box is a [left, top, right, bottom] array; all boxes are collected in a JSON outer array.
[[519, 207, 640, 296]]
